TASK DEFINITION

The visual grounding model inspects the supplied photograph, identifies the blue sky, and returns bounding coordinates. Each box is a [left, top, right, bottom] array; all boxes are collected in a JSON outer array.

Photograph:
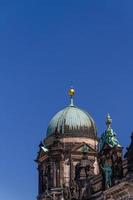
[[0, 0, 133, 199]]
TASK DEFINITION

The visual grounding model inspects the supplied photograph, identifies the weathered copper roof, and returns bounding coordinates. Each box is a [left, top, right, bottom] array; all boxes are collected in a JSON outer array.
[[46, 104, 97, 138]]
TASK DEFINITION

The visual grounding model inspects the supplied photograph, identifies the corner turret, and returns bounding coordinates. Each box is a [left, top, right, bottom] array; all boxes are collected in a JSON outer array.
[[99, 114, 123, 189]]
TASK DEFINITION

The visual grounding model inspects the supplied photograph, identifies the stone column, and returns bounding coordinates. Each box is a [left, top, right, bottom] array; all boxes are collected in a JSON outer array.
[[94, 157, 99, 175], [64, 159, 70, 187], [70, 155, 74, 185], [60, 160, 64, 187], [50, 160, 54, 188], [53, 162, 56, 187], [56, 162, 60, 187]]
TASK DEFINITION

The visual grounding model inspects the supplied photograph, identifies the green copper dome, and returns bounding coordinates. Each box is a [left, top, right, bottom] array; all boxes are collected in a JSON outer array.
[[46, 104, 97, 138]]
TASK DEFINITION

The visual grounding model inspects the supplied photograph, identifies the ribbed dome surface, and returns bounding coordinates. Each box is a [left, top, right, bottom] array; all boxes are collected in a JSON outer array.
[[46, 105, 97, 138]]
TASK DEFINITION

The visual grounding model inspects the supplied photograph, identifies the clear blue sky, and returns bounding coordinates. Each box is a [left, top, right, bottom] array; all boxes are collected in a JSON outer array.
[[0, 0, 133, 199]]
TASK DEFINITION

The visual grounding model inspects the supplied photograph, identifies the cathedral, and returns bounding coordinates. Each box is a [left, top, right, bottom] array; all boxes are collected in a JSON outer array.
[[35, 88, 133, 200]]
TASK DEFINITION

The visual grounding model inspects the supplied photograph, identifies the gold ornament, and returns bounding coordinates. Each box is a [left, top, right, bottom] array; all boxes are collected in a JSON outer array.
[[68, 88, 75, 97]]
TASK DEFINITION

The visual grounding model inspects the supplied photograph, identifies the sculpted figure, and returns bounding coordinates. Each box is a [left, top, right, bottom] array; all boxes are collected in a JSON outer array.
[[102, 162, 112, 189], [100, 129, 121, 151]]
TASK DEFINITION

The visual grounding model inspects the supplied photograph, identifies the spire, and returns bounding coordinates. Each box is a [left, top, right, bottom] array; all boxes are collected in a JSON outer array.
[[106, 113, 112, 130], [68, 87, 75, 106], [99, 114, 121, 151]]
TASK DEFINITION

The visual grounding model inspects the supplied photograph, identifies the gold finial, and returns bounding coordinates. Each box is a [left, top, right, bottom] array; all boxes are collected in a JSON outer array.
[[68, 88, 75, 97], [68, 88, 75, 106]]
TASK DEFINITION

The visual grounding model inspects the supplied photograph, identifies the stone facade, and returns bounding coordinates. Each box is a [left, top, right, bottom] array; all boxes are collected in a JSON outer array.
[[36, 133, 99, 200], [36, 133, 133, 200]]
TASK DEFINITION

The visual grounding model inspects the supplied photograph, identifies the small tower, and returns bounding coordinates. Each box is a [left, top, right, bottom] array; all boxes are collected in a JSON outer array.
[[99, 114, 123, 189]]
